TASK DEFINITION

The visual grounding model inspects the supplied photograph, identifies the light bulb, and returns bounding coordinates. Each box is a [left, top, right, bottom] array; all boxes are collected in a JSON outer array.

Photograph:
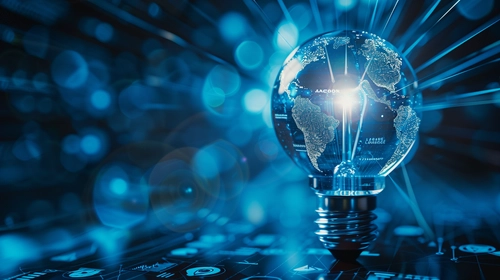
[[271, 30, 422, 261]]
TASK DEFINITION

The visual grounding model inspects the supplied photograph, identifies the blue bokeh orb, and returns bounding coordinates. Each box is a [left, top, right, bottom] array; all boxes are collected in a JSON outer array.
[[51, 50, 88, 88]]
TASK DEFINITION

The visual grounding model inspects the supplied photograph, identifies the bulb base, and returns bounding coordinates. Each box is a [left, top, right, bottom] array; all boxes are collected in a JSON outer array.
[[315, 195, 378, 261]]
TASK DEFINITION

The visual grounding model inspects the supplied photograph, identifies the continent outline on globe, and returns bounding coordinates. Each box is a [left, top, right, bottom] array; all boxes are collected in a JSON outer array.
[[272, 30, 421, 177]]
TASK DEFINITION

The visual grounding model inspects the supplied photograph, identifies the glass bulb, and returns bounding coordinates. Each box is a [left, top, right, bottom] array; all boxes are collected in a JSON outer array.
[[271, 30, 422, 260]]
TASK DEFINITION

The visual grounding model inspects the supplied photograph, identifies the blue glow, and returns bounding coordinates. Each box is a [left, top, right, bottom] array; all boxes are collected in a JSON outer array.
[[218, 12, 246, 42], [202, 65, 240, 114], [91, 89, 111, 109], [289, 3, 312, 30], [80, 134, 101, 155], [198, 141, 239, 174], [148, 3, 160, 17], [235, 41, 264, 70], [246, 201, 265, 225], [260, 64, 281, 88], [274, 22, 298, 50], [393, 225, 424, 236], [93, 164, 148, 229], [0, 0, 498, 270], [335, 0, 357, 10], [171, 247, 198, 256], [110, 178, 128, 195], [243, 89, 268, 113], [89, 227, 128, 258], [95, 22, 114, 42], [207, 65, 240, 96], [0, 235, 39, 275], [193, 149, 219, 179], [457, 0, 493, 20], [202, 86, 225, 108], [23, 25, 49, 58], [51, 50, 88, 88], [494, 92, 500, 108]]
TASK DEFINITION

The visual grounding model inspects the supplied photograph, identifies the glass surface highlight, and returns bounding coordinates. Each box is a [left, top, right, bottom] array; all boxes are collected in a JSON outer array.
[[271, 30, 422, 195]]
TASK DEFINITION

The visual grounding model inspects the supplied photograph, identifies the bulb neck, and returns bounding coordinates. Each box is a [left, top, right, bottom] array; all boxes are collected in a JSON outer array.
[[310, 175, 385, 196], [315, 195, 378, 261]]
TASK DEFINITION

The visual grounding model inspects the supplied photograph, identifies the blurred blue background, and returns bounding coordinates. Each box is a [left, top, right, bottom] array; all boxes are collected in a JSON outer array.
[[0, 0, 499, 276]]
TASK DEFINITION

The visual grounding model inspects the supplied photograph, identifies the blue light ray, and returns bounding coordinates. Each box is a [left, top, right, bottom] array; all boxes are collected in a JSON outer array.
[[420, 44, 500, 89], [332, 0, 339, 31], [403, 33, 427, 57], [420, 0, 441, 26], [309, 0, 324, 32], [381, 0, 405, 39], [363, 0, 371, 31], [395, 53, 500, 95], [404, 0, 461, 56], [382, 0, 400, 35], [396, 0, 440, 49], [243, 0, 275, 36], [434, 0, 461, 27], [419, 57, 500, 90], [277, 0, 294, 24], [368, 0, 379, 32], [386, 174, 417, 216], [86, 0, 229, 66], [186, 2, 219, 26], [0, 77, 53, 94], [245, 0, 294, 50], [418, 99, 499, 112], [401, 164, 435, 241], [416, 16, 500, 72], [426, 87, 500, 104]]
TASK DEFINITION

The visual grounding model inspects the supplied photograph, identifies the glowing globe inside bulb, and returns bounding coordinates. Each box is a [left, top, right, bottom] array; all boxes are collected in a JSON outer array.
[[272, 30, 422, 195]]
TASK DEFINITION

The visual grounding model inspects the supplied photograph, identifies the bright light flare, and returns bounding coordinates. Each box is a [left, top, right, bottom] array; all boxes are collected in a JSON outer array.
[[338, 87, 360, 109]]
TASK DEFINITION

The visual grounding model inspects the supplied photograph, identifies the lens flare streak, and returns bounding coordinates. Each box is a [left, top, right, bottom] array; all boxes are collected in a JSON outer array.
[[416, 16, 500, 72], [404, 0, 462, 56], [382, 0, 400, 35], [368, 0, 379, 32]]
